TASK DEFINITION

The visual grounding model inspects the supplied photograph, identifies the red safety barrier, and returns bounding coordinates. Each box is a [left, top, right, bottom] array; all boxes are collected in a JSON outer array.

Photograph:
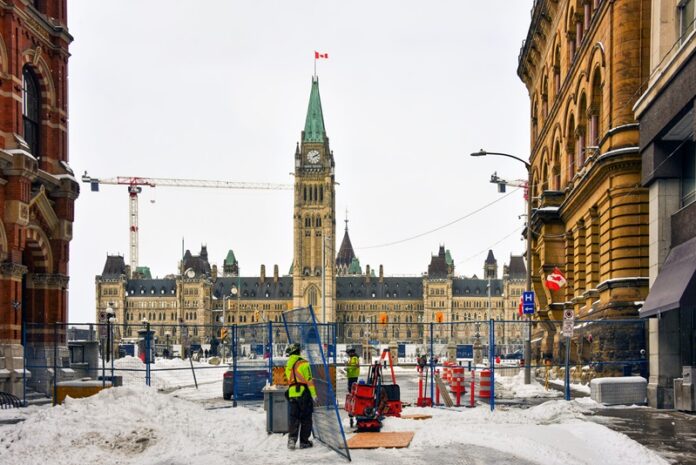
[[435, 369, 441, 405], [478, 369, 491, 398]]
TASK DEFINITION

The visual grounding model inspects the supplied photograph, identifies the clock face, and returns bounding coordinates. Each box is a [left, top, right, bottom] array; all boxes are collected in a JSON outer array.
[[306, 150, 320, 164]]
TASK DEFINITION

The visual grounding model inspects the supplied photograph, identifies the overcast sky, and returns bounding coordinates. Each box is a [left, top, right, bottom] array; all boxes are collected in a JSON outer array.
[[67, 0, 534, 323]]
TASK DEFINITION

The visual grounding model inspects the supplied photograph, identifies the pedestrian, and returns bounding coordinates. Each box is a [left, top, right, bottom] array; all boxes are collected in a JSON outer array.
[[346, 347, 360, 393], [285, 343, 317, 450]]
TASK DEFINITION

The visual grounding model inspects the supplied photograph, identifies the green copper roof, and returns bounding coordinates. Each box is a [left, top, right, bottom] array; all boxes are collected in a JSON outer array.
[[135, 266, 152, 279], [303, 77, 326, 143], [445, 249, 453, 266], [348, 257, 362, 275], [224, 250, 237, 265]]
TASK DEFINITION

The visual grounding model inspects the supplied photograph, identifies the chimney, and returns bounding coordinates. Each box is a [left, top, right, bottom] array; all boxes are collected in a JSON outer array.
[[273, 264, 279, 282], [379, 264, 384, 283], [365, 265, 371, 283], [260, 264, 266, 282], [211, 264, 218, 280]]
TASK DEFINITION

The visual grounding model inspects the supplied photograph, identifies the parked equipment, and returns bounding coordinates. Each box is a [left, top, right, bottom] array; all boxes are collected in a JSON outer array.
[[344, 349, 402, 432]]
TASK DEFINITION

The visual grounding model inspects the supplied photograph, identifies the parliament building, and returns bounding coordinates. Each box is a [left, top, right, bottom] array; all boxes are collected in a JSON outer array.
[[95, 77, 527, 349]]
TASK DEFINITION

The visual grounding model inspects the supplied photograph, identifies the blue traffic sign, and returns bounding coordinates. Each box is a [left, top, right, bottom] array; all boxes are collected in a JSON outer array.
[[522, 291, 535, 314]]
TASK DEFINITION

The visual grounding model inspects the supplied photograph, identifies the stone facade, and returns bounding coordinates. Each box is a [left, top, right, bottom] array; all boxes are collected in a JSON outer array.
[[0, 0, 78, 395], [517, 0, 651, 364], [635, 0, 696, 408]]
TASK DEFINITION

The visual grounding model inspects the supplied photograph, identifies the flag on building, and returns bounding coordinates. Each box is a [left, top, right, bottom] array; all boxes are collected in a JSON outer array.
[[315, 51, 329, 59], [518, 296, 523, 316], [545, 267, 567, 291]]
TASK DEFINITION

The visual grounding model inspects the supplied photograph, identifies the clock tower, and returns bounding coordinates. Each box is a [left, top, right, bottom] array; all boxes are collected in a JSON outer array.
[[292, 77, 336, 322]]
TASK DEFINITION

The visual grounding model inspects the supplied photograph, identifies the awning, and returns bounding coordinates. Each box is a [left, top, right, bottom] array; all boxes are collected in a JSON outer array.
[[641, 236, 696, 317]]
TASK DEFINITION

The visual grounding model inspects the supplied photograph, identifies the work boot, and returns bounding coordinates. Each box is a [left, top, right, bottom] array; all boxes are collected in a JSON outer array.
[[349, 417, 354, 428], [299, 441, 313, 449], [287, 438, 297, 450]]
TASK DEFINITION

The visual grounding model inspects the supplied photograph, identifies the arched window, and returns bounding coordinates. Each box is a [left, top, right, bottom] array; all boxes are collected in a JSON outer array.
[[590, 70, 603, 148], [577, 94, 588, 167], [553, 45, 561, 95], [567, 114, 576, 181], [541, 74, 549, 120], [552, 141, 561, 190], [23, 66, 41, 157], [308, 287, 318, 307]]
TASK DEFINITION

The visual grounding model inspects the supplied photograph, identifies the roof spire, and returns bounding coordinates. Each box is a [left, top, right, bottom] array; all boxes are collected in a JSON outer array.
[[344, 208, 349, 232], [303, 76, 326, 143]]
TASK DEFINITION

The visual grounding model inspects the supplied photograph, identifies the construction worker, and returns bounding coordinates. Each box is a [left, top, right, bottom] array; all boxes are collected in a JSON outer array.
[[285, 343, 317, 450], [346, 347, 360, 393]]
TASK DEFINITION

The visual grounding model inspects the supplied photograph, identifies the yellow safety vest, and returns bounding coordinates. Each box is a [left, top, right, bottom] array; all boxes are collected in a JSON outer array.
[[285, 355, 317, 399]]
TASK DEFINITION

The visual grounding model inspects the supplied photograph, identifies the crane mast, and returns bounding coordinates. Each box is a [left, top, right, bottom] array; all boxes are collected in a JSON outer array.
[[82, 172, 292, 273]]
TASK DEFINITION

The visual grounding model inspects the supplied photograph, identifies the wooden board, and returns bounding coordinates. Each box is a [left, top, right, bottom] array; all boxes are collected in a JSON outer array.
[[347, 432, 415, 449], [400, 413, 432, 420], [435, 374, 454, 407]]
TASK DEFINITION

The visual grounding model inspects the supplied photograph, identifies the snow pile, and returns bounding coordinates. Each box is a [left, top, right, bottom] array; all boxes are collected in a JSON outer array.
[[495, 371, 563, 399], [0, 384, 669, 465], [112, 356, 227, 391]]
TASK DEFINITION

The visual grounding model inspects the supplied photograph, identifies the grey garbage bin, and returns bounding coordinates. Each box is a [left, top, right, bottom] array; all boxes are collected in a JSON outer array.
[[262, 385, 289, 433]]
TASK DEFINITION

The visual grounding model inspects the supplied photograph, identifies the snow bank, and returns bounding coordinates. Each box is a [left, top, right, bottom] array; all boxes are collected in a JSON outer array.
[[0, 383, 669, 465], [112, 356, 227, 391], [495, 371, 563, 399]]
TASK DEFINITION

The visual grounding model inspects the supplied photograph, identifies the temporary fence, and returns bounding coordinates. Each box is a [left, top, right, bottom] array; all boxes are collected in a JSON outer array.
[[21, 318, 647, 411], [281, 306, 349, 461]]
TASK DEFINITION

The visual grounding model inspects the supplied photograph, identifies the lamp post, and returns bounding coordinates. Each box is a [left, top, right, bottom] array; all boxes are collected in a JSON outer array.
[[222, 287, 238, 361], [106, 303, 116, 381], [165, 331, 171, 359], [470, 149, 533, 384]]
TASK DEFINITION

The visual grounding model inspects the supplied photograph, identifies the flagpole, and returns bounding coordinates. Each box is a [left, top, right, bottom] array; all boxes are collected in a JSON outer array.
[[314, 55, 316, 77]]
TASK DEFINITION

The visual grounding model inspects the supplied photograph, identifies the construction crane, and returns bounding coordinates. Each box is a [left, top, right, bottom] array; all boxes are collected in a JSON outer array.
[[489, 171, 528, 198], [82, 172, 292, 272]]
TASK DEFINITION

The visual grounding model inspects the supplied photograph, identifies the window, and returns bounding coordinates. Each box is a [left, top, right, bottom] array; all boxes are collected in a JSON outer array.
[[680, 0, 695, 41], [682, 142, 696, 207], [22, 66, 41, 157]]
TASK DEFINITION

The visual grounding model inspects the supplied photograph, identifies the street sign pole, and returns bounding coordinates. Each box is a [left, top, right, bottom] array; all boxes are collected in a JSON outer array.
[[522, 291, 535, 384]]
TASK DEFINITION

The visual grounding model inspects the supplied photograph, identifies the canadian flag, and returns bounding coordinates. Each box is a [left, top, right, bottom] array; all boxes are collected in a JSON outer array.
[[518, 296, 523, 316], [315, 51, 329, 59], [545, 267, 567, 291]]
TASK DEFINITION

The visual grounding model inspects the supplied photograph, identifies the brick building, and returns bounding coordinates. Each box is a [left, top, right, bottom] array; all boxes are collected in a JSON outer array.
[[0, 0, 79, 395], [517, 0, 651, 364]]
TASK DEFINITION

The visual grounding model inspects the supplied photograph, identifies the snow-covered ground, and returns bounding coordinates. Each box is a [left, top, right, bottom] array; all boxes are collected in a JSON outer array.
[[0, 360, 669, 465]]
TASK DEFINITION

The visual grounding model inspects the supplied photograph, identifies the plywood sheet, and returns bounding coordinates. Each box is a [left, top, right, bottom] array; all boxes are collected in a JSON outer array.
[[347, 432, 415, 449], [400, 413, 432, 420]]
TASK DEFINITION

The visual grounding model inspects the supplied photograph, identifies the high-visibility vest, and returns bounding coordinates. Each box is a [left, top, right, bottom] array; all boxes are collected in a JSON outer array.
[[285, 355, 317, 399], [346, 355, 360, 379]]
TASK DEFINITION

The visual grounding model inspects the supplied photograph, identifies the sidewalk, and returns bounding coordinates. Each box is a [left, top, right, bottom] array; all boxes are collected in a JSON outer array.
[[587, 407, 696, 464]]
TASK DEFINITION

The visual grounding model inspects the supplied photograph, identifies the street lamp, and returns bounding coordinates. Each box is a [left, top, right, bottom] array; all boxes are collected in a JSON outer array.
[[106, 303, 116, 381], [221, 287, 238, 361], [165, 331, 171, 358], [470, 149, 533, 384]]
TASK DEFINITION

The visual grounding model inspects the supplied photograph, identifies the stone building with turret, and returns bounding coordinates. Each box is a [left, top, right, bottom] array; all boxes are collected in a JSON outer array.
[[95, 77, 526, 351]]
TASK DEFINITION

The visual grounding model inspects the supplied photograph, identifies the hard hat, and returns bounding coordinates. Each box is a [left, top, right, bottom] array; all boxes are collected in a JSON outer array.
[[285, 343, 301, 356]]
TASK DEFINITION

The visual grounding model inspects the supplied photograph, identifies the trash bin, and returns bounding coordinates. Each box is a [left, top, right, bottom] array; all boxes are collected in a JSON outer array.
[[262, 385, 289, 434]]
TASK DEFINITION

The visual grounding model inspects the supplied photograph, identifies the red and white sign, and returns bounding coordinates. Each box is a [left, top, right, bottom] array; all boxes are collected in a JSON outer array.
[[545, 267, 567, 291]]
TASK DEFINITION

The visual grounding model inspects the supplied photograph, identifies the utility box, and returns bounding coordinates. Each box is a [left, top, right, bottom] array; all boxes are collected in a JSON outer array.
[[590, 376, 647, 405], [262, 385, 289, 434], [674, 366, 695, 412]]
